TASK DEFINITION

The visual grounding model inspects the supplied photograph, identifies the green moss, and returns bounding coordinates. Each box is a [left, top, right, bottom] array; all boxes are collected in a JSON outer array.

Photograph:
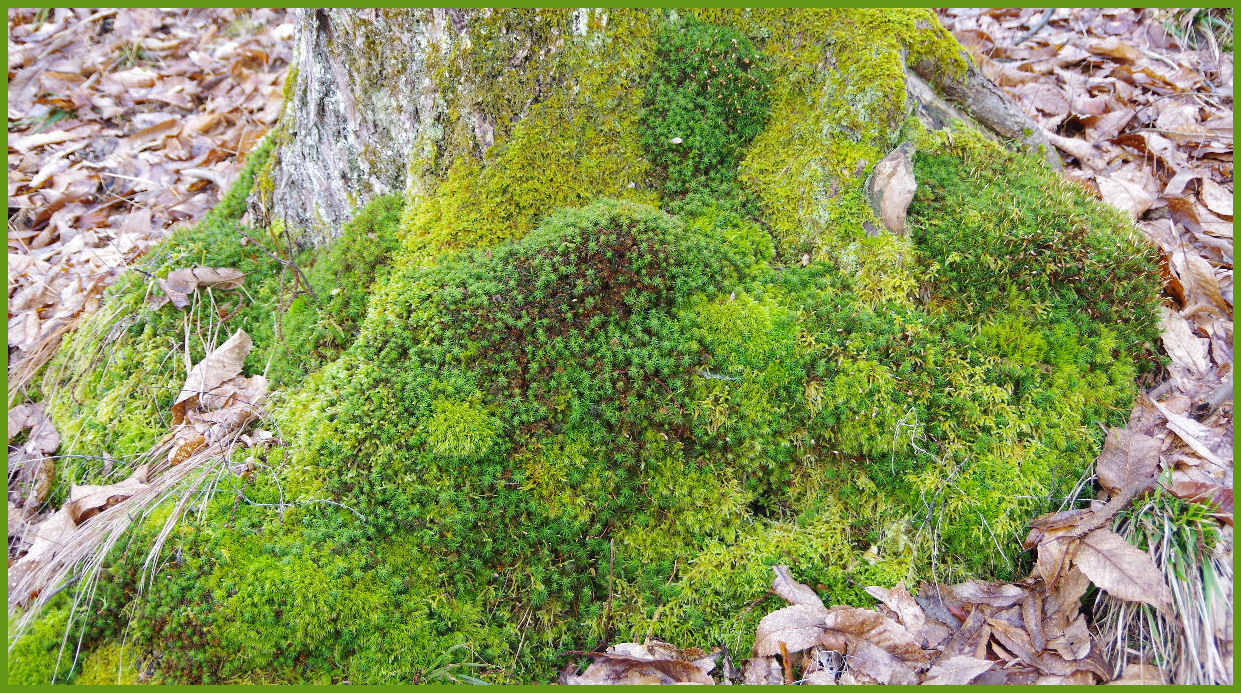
[[399, 9, 659, 262], [267, 193, 404, 386], [13, 8, 1164, 686], [7, 604, 78, 684], [75, 641, 139, 685], [640, 16, 770, 197]]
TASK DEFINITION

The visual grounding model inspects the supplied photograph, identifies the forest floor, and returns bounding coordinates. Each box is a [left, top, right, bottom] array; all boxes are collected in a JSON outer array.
[[7, 7, 1234, 686]]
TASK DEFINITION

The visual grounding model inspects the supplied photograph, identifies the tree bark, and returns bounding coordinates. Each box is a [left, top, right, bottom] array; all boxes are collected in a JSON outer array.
[[252, 9, 450, 247], [255, 8, 1054, 246]]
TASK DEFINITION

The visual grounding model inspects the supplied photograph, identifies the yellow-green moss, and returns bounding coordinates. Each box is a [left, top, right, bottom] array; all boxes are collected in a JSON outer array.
[[12, 9, 1163, 686]]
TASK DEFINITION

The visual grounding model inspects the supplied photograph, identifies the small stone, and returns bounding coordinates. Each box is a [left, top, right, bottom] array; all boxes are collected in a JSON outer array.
[[800, 253, 811, 267], [669, 136, 683, 145]]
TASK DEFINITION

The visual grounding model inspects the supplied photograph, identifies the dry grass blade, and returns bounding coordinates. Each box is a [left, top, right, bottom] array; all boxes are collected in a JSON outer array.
[[6, 406, 262, 653]]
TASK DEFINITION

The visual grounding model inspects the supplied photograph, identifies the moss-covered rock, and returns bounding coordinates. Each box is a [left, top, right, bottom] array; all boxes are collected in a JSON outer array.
[[18, 8, 1162, 685]]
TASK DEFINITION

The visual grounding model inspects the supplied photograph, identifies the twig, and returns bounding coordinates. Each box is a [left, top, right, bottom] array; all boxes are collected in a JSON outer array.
[[238, 231, 319, 303], [1013, 8, 1055, 46]]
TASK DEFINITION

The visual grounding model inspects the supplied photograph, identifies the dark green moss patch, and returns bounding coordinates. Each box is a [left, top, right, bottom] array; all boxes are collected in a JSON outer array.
[[640, 16, 769, 198]]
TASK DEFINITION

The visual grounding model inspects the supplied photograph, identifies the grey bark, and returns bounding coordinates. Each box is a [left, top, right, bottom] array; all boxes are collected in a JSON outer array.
[[252, 9, 449, 247], [256, 9, 1058, 246], [910, 57, 1061, 169]]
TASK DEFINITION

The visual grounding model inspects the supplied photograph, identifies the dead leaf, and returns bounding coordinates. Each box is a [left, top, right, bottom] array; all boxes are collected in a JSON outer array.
[[863, 581, 926, 640], [171, 329, 252, 425], [1085, 37, 1141, 61], [65, 465, 149, 524], [1199, 178, 1232, 219], [1159, 307, 1211, 377], [1108, 663, 1166, 684], [949, 580, 1027, 608], [923, 655, 994, 685], [843, 639, 917, 685], [1095, 427, 1161, 498], [772, 564, 825, 608], [740, 657, 783, 685], [561, 642, 718, 685], [158, 266, 246, 309], [1073, 528, 1175, 616], [754, 604, 830, 657], [1152, 399, 1231, 467]]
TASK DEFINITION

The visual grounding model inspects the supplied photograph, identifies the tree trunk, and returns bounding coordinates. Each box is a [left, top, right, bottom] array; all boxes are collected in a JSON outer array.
[[254, 8, 1052, 248]]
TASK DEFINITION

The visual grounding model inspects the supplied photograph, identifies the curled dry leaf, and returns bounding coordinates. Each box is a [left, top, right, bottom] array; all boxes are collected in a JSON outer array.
[[1159, 307, 1210, 378], [561, 642, 718, 685], [772, 564, 825, 608], [949, 580, 1027, 608], [158, 266, 246, 309], [7, 464, 149, 589], [7, 403, 61, 508], [740, 656, 783, 685], [1199, 178, 1233, 219], [923, 655, 994, 685], [754, 604, 831, 657], [171, 329, 253, 425], [864, 581, 926, 639], [1152, 399, 1231, 467]]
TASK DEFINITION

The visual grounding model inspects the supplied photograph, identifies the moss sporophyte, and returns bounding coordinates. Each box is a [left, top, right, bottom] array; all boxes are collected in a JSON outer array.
[[16, 9, 1163, 684]]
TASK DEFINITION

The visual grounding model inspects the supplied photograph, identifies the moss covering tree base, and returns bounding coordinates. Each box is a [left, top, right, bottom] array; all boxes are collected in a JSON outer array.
[[12, 9, 1162, 685]]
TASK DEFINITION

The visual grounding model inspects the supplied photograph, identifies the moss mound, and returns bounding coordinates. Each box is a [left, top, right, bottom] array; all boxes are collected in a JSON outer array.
[[19, 8, 1162, 685]]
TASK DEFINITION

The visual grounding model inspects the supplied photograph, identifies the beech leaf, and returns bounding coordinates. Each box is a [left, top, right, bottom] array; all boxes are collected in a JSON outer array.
[[1094, 427, 1160, 498], [1073, 528, 1174, 616], [171, 329, 252, 425], [923, 655, 994, 685]]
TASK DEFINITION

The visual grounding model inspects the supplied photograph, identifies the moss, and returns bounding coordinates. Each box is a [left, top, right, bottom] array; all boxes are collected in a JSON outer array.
[[695, 8, 967, 261], [7, 603, 78, 684], [639, 16, 770, 198], [13, 8, 1164, 686], [75, 641, 139, 685], [267, 193, 404, 386], [398, 8, 659, 262]]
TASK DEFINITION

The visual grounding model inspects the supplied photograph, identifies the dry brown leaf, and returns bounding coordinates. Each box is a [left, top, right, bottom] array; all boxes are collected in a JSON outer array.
[[7, 403, 61, 508], [863, 581, 925, 639], [843, 639, 917, 685], [740, 657, 783, 685], [1073, 528, 1174, 616], [158, 266, 245, 309], [65, 466, 149, 524], [561, 642, 718, 685], [171, 329, 252, 425], [1151, 399, 1231, 467], [753, 604, 830, 657], [1095, 170, 1157, 218], [1095, 427, 1161, 498], [1108, 663, 1166, 684], [1085, 37, 1141, 61], [949, 580, 1027, 608], [1199, 178, 1233, 219], [1159, 307, 1211, 377], [923, 655, 994, 685], [1045, 613, 1092, 661], [1176, 250, 1231, 315], [819, 606, 927, 668], [771, 564, 825, 608]]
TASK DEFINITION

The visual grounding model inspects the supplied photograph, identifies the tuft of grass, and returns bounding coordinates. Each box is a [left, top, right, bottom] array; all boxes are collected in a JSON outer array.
[[1093, 487, 1232, 685]]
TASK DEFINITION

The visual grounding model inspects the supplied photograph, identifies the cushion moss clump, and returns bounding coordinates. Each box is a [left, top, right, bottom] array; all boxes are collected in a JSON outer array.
[[639, 16, 770, 197], [14, 7, 1162, 685]]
